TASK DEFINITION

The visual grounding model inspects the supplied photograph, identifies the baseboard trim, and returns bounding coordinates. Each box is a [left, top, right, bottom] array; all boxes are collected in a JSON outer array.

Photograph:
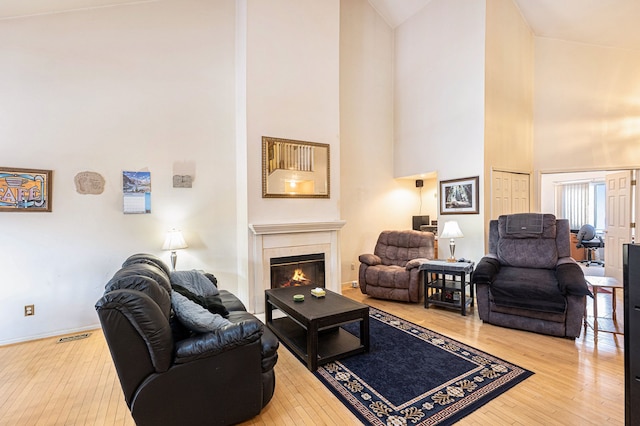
[[0, 324, 101, 347]]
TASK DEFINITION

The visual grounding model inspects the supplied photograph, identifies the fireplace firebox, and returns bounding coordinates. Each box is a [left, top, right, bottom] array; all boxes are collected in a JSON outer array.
[[270, 253, 325, 288]]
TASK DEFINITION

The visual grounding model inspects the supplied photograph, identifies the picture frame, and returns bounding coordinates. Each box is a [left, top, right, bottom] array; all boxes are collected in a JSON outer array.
[[0, 167, 53, 212], [262, 136, 330, 198], [439, 176, 479, 215]]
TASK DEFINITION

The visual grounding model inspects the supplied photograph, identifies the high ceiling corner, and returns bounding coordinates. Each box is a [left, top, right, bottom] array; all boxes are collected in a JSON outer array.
[[367, 0, 432, 29], [368, 0, 640, 51]]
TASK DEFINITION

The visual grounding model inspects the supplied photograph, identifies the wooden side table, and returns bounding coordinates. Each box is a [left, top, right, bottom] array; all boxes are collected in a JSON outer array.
[[584, 276, 623, 340], [419, 260, 475, 316]]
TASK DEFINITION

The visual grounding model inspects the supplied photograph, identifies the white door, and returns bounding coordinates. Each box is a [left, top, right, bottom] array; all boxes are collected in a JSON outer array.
[[491, 171, 530, 219], [492, 171, 511, 219], [511, 174, 530, 214], [604, 170, 632, 281]]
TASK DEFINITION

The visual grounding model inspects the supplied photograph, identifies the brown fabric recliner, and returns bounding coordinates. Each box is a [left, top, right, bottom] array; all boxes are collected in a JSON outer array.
[[358, 230, 435, 302]]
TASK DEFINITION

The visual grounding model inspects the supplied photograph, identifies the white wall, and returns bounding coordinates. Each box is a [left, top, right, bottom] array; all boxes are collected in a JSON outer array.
[[534, 38, 640, 173], [339, 0, 413, 283], [245, 0, 341, 225], [0, 0, 238, 345], [484, 0, 534, 218], [394, 0, 487, 261]]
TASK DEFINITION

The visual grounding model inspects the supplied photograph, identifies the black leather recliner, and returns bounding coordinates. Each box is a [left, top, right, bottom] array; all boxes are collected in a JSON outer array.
[[95, 254, 278, 426]]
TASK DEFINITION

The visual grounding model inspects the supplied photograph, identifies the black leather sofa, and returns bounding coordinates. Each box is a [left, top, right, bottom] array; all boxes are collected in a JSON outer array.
[[95, 254, 278, 426]]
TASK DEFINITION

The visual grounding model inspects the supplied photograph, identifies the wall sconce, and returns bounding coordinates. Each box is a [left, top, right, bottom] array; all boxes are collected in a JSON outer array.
[[162, 229, 188, 271], [440, 221, 463, 262]]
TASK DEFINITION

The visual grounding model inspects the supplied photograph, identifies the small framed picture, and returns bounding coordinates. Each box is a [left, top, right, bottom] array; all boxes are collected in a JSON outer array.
[[0, 167, 52, 212], [439, 176, 479, 215]]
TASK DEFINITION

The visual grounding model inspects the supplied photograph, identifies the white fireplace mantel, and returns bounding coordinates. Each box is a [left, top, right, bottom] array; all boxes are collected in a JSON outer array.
[[250, 221, 346, 235], [248, 220, 346, 313]]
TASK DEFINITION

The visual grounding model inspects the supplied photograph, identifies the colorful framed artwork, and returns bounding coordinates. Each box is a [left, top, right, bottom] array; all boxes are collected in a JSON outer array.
[[439, 176, 479, 215], [0, 167, 52, 212]]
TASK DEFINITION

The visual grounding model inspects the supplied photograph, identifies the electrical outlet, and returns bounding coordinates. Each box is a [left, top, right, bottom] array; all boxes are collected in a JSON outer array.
[[350, 262, 355, 270], [24, 304, 35, 316]]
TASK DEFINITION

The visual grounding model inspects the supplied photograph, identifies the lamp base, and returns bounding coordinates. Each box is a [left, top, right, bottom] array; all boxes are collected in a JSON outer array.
[[170, 251, 178, 271], [447, 239, 457, 262]]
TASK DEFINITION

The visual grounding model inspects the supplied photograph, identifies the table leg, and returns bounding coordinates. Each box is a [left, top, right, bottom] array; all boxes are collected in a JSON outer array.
[[423, 272, 429, 309], [612, 288, 617, 318], [307, 321, 318, 371], [265, 295, 273, 324], [461, 273, 466, 316], [583, 297, 588, 334], [593, 287, 599, 340], [361, 313, 370, 352]]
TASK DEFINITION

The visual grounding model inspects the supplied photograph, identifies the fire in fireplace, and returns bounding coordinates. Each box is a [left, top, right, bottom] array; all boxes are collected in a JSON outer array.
[[270, 253, 325, 288]]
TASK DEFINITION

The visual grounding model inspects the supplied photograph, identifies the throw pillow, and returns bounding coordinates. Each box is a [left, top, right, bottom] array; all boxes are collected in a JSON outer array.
[[171, 290, 232, 333], [172, 284, 229, 318], [170, 270, 219, 296]]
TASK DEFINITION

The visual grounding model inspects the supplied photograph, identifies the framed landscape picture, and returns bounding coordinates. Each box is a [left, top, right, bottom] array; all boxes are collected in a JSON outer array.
[[0, 167, 52, 212], [440, 176, 479, 215]]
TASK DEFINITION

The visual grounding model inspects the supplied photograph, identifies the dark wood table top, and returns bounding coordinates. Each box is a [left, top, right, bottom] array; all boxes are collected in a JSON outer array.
[[265, 286, 368, 320]]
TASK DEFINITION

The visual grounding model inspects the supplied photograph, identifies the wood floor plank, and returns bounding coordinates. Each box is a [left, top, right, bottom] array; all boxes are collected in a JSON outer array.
[[0, 286, 625, 425]]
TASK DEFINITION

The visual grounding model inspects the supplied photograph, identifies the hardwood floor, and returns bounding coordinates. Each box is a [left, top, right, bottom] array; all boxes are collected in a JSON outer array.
[[0, 286, 624, 425]]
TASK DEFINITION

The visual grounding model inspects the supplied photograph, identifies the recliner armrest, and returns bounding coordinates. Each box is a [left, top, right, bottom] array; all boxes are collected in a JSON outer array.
[[472, 256, 501, 285], [359, 253, 381, 266], [406, 258, 429, 270], [174, 319, 263, 364], [556, 258, 592, 297]]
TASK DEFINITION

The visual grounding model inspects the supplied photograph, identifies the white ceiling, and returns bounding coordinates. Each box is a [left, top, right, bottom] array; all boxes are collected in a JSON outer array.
[[368, 0, 640, 51], [0, 0, 639, 51], [0, 0, 149, 20]]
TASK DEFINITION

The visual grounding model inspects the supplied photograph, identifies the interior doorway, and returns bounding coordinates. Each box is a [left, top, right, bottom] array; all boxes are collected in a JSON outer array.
[[539, 169, 637, 280]]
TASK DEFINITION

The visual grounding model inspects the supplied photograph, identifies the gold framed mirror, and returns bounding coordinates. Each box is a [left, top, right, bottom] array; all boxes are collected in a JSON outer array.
[[262, 136, 330, 198]]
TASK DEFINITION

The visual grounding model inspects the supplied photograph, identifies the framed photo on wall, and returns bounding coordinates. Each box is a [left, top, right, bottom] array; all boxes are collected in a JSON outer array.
[[439, 176, 479, 215], [0, 167, 52, 212]]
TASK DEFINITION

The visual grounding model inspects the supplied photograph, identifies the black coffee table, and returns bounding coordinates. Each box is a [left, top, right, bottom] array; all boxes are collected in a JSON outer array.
[[265, 286, 369, 371]]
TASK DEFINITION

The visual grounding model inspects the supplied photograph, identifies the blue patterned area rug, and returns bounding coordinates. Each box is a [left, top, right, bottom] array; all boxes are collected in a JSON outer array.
[[314, 308, 533, 425]]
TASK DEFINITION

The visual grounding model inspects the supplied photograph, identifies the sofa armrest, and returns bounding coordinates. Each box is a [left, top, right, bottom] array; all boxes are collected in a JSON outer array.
[[406, 258, 430, 270], [472, 256, 501, 285], [174, 319, 263, 364], [359, 253, 381, 266], [556, 258, 592, 297]]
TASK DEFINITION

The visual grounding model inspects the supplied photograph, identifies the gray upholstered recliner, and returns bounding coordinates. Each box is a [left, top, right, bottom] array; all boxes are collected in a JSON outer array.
[[472, 214, 591, 338], [358, 230, 435, 302]]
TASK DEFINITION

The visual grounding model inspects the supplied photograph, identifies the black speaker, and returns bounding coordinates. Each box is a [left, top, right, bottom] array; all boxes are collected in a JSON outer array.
[[624, 243, 640, 425], [415, 179, 423, 188]]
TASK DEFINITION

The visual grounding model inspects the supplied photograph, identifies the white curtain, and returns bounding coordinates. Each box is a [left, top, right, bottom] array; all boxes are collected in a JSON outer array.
[[562, 183, 589, 230]]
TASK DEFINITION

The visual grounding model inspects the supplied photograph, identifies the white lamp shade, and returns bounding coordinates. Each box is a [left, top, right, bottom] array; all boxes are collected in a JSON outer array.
[[162, 229, 188, 250], [440, 221, 463, 239]]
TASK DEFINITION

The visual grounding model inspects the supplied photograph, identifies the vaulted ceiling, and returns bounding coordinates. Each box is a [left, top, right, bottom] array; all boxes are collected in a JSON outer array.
[[1, 0, 639, 51], [368, 0, 640, 51]]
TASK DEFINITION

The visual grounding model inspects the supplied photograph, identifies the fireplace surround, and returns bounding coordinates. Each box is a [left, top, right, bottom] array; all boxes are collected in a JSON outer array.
[[249, 221, 345, 313]]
